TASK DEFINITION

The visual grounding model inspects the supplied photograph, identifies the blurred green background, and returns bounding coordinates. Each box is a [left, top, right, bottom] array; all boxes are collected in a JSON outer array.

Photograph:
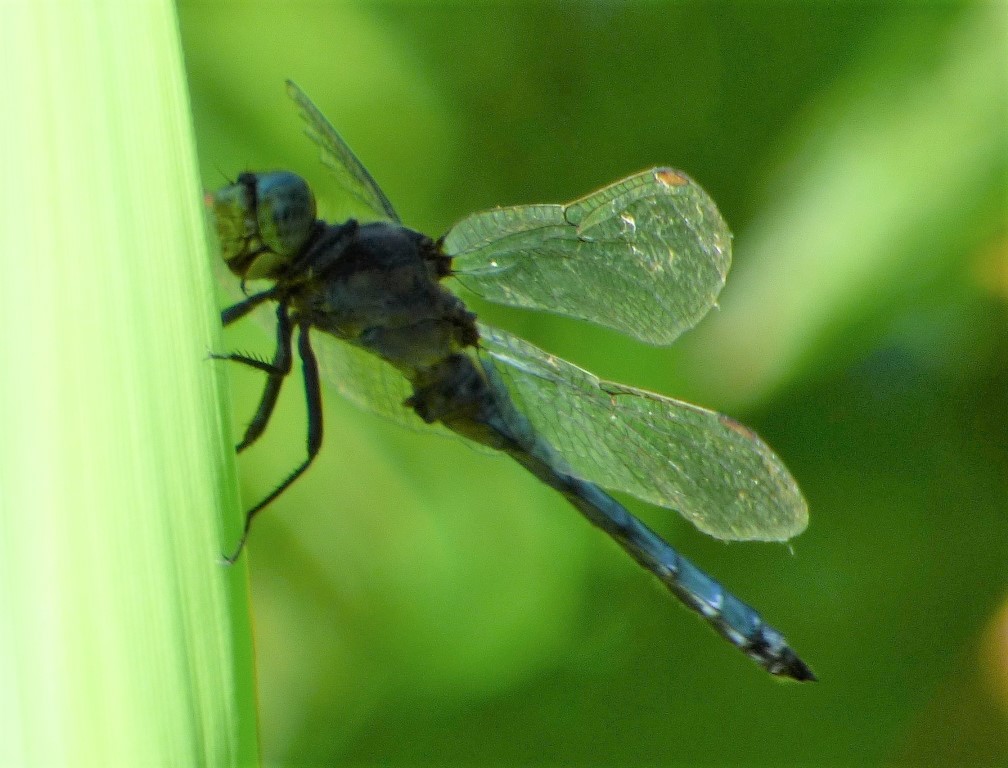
[[179, 2, 1007, 765]]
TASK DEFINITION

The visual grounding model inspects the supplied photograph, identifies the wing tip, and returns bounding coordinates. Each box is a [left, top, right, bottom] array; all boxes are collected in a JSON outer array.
[[654, 167, 691, 187]]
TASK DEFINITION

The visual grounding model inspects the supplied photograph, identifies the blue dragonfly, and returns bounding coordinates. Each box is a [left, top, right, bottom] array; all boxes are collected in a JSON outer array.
[[210, 81, 814, 681]]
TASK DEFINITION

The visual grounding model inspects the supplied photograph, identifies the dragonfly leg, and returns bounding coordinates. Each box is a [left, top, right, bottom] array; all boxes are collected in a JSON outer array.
[[220, 286, 281, 327], [224, 322, 323, 562], [215, 303, 294, 452]]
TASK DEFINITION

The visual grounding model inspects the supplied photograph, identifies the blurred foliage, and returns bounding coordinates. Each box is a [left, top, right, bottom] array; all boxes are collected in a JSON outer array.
[[180, 2, 1007, 765]]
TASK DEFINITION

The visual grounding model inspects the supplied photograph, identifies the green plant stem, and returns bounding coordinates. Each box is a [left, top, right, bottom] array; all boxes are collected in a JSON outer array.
[[0, 3, 258, 765]]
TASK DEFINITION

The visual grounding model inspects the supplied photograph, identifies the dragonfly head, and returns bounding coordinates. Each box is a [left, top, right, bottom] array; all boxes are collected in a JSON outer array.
[[209, 171, 317, 281]]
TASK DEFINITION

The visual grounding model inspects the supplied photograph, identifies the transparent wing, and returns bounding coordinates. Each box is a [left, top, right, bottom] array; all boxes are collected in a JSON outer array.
[[477, 323, 807, 542], [286, 80, 401, 224], [444, 168, 731, 345]]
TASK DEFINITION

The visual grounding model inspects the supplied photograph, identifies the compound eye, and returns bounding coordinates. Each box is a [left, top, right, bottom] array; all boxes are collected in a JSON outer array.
[[255, 171, 317, 258], [209, 180, 257, 271]]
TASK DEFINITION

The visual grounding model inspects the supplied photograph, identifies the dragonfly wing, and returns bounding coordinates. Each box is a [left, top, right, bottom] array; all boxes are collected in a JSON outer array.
[[286, 80, 401, 224], [477, 323, 807, 542], [445, 168, 731, 345]]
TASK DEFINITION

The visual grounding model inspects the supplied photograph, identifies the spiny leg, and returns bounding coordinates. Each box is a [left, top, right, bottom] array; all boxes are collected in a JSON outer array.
[[221, 286, 281, 327], [217, 288, 291, 451], [224, 322, 323, 562], [214, 303, 294, 452]]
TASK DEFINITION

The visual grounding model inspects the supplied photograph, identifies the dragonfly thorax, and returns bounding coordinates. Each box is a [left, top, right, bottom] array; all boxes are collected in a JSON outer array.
[[289, 220, 479, 379]]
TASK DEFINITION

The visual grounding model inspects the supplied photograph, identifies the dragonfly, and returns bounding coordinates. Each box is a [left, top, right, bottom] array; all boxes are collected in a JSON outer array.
[[209, 80, 814, 681]]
